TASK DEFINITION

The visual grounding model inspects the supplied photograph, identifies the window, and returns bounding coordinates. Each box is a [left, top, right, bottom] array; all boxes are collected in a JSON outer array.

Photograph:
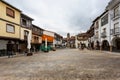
[[6, 24, 15, 33], [103, 28, 106, 33], [24, 30, 29, 40], [36, 37, 39, 40], [22, 19, 27, 26], [34, 36, 36, 40], [6, 7, 15, 18], [35, 28, 38, 32], [40, 30, 43, 34], [27, 21, 30, 27], [96, 21, 99, 29], [24, 30, 29, 36], [96, 31, 99, 36], [114, 23, 119, 33], [77, 37, 83, 40], [101, 14, 108, 26], [114, 6, 119, 18]]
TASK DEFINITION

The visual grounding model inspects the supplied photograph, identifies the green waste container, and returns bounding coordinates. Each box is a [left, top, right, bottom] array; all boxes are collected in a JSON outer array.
[[41, 45, 49, 52]]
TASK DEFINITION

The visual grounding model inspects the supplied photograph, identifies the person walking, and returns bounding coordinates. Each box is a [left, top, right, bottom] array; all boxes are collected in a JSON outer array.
[[7, 41, 13, 58]]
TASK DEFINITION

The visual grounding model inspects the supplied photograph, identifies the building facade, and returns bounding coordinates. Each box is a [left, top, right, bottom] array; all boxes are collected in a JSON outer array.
[[31, 25, 43, 52], [92, 0, 120, 52], [75, 33, 89, 48], [53, 33, 63, 48], [0, 0, 65, 56], [42, 30, 54, 47], [107, 0, 120, 52], [19, 13, 33, 53], [66, 33, 70, 47], [0, 0, 21, 56], [69, 36, 76, 48], [93, 11, 111, 51], [87, 24, 94, 50]]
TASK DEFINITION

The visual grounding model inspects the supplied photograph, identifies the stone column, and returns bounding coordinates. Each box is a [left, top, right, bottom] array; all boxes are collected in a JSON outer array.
[[45, 38, 47, 49], [100, 45, 102, 51], [110, 45, 113, 52], [100, 42, 102, 51], [75, 36, 78, 48]]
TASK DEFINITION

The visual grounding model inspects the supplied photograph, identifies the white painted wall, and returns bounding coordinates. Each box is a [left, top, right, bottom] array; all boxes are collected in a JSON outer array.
[[20, 27, 32, 40], [75, 36, 79, 48], [94, 12, 111, 46], [109, 3, 120, 46], [39, 37, 42, 44], [93, 0, 120, 48], [100, 12, 111, 45], [53, 39, 62, 46], [75, 35, 88, 48], [43, 30, 54, 37]]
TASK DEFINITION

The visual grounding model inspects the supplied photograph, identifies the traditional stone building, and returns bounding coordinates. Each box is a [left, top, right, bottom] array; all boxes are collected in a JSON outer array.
[[75, 33, 89, 48], [69, 36, 76, 48], [66, 33, 70, 47]]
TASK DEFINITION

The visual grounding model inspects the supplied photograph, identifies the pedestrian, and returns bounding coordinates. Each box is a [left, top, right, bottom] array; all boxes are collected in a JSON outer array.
[[7, 41, 13, 58], [81, 44, 84, 50]]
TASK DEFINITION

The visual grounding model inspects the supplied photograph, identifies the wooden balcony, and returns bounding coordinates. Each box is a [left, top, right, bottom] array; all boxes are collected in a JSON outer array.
[[34, 40, 39, 43], [32, 39, 41, 44]]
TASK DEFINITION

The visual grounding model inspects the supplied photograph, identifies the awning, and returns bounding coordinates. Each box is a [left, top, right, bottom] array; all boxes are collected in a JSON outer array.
[[42, 35, 54, 42]]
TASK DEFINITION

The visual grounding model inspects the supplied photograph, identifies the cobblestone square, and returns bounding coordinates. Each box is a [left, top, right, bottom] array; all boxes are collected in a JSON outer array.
[[0, 49, 120, 80]]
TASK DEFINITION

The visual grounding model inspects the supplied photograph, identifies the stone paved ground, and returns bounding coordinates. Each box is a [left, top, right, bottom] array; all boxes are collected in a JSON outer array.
[[0, 49, 120, 80]]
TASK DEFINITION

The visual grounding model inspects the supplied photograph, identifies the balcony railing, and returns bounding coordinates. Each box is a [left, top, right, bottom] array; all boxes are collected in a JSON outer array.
[[111, 14, 120, 20], [32, 39, 41, 44], [101, 32, 107, 38], [34, 40, 39, 43], [110, 27, 120, 35], [94, 35, 99, 39]]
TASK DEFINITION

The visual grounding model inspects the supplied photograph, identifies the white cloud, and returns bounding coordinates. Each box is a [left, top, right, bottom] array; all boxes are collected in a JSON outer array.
[[6, 0, 111, 37]]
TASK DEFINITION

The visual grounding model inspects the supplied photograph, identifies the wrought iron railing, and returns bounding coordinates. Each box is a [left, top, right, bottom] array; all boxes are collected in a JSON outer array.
[[110, 27, 120, 35], [111, 13, 120, 20], [94, 35, 99, 39]]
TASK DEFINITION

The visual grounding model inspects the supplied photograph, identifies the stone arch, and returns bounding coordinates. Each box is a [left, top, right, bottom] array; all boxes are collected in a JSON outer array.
[[101, 40, 110, 51], [95, 40, 100, 50], [90, 41, 94, 49], [112, 37, 120, 51]]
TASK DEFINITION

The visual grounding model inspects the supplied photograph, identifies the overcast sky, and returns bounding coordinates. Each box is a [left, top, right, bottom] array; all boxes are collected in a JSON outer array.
[[5, 0, 110, 37]]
